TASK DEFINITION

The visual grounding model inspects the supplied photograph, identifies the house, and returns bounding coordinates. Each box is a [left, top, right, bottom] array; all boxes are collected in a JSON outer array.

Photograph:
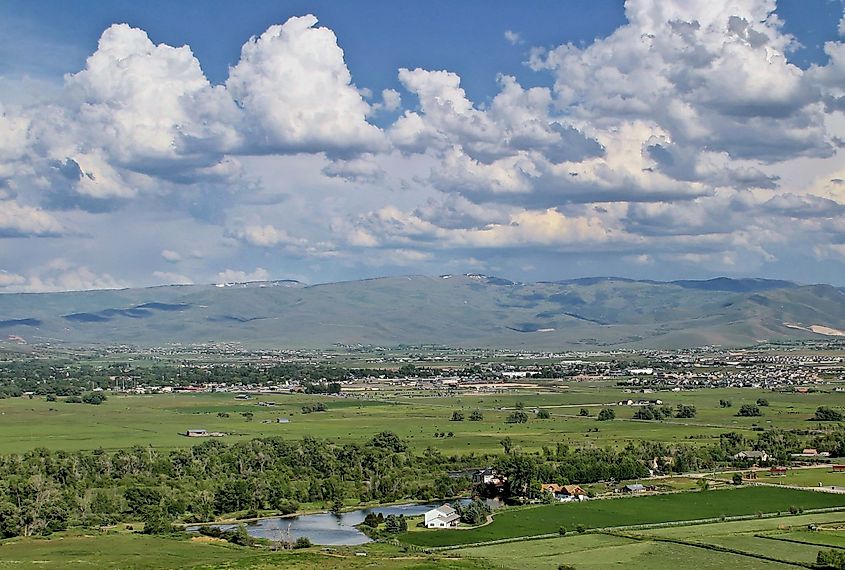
[[733, 450, 769, 463], [473, 468, 506, 488], [541, 483, 588, 502], [803, 448, 819, 456], [424, 504, 460, 528], [620, 484, 646, 493], [770, 467, 788, 476]]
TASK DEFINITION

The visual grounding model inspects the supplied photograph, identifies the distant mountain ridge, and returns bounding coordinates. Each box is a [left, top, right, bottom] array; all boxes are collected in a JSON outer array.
[[0, 274, 842, 349]]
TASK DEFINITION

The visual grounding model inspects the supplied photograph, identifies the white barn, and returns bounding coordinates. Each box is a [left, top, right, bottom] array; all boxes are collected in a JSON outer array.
[[424, 504, 460, 528]]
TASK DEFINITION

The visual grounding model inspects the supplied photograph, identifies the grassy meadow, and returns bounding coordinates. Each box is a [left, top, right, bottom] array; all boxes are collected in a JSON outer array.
[[0, 532, 489, 570], [401, 486, 845, 547], [456, 511, 845, 569], [0, 382, 843, 454]]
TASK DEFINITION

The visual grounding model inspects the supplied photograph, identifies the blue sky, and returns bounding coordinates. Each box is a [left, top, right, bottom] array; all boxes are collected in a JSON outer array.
[[2, 1, 845, 291]]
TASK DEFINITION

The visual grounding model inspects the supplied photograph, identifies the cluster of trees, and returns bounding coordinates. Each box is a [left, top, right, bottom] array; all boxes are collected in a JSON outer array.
[[632, 404, 695, 420], [817, 548, 845, 569], [301, 403, 328, 414], [814, 407, 844, 422], [737, 404, 762, 417], [450, 410, 484, 421], [632, 406, 672, 421], [597, 408, 615, 421], [0, 432, 486, 539], [506, 411, 529, 424], [456, 499, 491, 525], [62, 392, 107, 405]]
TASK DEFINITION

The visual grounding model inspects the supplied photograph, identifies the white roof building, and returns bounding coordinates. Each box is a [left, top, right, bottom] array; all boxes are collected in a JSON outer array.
[[424, 504, 460, 528]]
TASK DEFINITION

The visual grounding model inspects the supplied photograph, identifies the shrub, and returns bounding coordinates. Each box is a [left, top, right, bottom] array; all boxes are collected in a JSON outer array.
[[597, 408, 615, 421], [814, 407, 844, 421], [737, 404, 762, 417], [82, 392, 107, 405], [294, 536, 312, 549], [506, 411, 529, 424]]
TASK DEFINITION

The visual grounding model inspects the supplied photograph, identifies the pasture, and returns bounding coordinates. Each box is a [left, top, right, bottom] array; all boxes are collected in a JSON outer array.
[[0, 532, 489, 569], [401, 486, 845, 547], [456, 511, 845, 569], [1, 382, 843, 455]]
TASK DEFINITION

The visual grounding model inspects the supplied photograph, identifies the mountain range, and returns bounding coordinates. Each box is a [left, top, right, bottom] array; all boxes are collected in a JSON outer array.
[[1, 274, 845, 349]]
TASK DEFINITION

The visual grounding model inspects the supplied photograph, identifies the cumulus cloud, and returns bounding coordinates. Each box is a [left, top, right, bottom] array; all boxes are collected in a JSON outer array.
[[0, 200, 64, 237], [0, 271, 26, 288], [215, 267, 270, 283], [161, 249, 182, 262], [5, 259, 127, 292], [152, 270, 193, 284], [226, 15, 385, 156], [4, 4, 845, 287]]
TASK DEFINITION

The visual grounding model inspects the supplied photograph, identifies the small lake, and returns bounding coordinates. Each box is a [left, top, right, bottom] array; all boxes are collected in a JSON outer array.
[[188, 499, 502, 545]]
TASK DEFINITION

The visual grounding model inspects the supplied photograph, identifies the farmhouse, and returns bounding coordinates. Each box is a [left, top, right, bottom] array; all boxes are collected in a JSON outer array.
[[620, 483, 646, 493], [183, 429, 226, 438], [733, 450, 769, 463], [473, 468, 506, 488], [424, 504, 460, 528], [541, 483, 588, 502]]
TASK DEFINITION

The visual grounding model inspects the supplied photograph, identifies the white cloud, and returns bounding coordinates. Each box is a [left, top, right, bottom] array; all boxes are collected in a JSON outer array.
[[226, 15, 385, 156], [152, 270, 193, 284], [0, 271, 25, 287], [161, 249, 182, 262], [215, 267, 270, 283], [7, 259, 127, 292], [504, 30, 522, 45], [0, 200, 64, 237]]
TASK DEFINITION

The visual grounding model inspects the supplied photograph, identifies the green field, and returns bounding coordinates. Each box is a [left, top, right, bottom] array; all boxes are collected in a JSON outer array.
[[1, 383, 842, 454], [723, 466, 845, 488], [457, 511, 845, 569], [402, 486, 845, 547], [0, 533, 490, 570]]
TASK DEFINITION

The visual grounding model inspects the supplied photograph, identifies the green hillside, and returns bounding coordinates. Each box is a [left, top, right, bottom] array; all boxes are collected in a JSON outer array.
[[0, 275, 844, 348]]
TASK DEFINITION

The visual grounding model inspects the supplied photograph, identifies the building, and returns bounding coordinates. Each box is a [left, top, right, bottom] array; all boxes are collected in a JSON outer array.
[[424, 504, 460, 528], [832, 465, 845, 473], [620, 483, 646, 493], [541, 483, 588, 502], [770, 467, 788, 476], [473, 468, 506, 488], [732, 450, 769, 463], [185, 429, 208, 437]]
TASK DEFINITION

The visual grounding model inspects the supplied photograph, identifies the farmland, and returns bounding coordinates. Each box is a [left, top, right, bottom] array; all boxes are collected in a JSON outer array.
[[401, 486, 845, 547], [3, 351, 845, 568], [0, 383, 843, 455], [456, 511, 845, 569]]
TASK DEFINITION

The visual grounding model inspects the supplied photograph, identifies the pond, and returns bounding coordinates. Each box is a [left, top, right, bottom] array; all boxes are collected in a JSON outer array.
[[187, 498, 502, 546]]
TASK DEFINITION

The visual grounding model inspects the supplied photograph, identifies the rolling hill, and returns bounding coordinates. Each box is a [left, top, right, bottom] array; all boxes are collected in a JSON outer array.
[[1, 274, 844, 349]]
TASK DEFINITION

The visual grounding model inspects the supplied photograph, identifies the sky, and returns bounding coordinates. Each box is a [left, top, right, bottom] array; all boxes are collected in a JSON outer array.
[[2, 1, 845, 291]]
